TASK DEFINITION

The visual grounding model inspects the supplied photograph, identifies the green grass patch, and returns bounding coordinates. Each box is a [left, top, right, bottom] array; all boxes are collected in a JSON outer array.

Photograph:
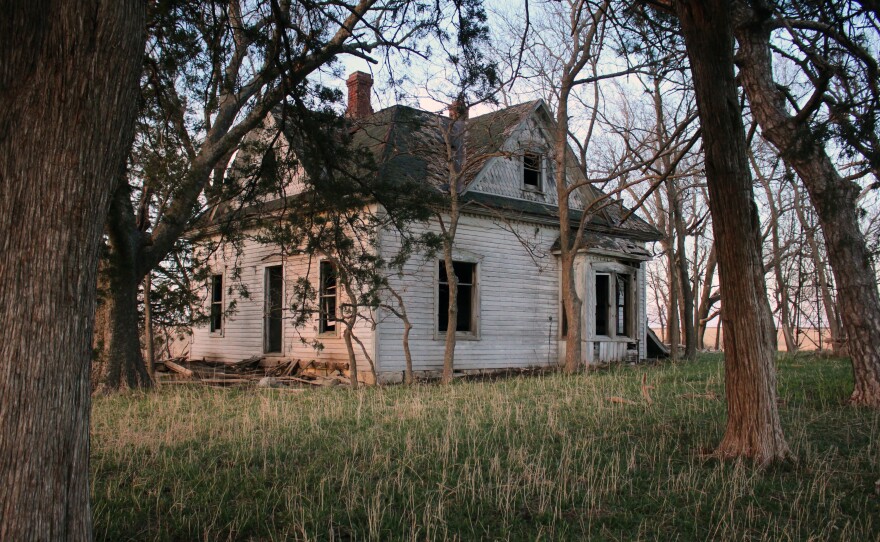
[[91, 354, 880, 541]]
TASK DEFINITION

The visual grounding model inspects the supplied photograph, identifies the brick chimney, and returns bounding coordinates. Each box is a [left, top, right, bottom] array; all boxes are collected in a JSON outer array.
[[449, 98, 468, 121], [346, 71, 373, 120]]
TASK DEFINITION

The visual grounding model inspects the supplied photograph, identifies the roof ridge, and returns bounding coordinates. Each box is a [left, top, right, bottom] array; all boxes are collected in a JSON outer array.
[[468, 99, 542, 121]]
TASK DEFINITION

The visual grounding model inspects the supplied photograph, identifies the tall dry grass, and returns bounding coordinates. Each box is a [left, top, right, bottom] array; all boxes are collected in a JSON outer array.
[[91, 354, 880, 541]]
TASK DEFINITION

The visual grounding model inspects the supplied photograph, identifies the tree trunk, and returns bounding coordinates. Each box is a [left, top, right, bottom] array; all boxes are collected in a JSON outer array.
[[0, 1, 145, 539], [402, 317, 414, 385], [441, 249, 458, 385], [666, 239, 680, 360], [103, 180, 152, 389], [337, 269, 360, 389], [756, 164, 798, 353], [791, 181, 843, 354], [385, 288, 414, 384], [343, 326, 359, 390], [696, 244, 717, 349], [102, 236, 152, 390], [677, 0, 791, 464], [673, 195, 697, 359], [561, 252, 583, 372], [555, 85, 585, 374], [144, 273, 156, 381], [734, 10, 880, 405]]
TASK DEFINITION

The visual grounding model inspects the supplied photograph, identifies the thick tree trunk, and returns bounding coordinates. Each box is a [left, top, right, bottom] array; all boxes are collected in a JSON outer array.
[[104, 264, 151, 389], [677, 0, 791, 464], [734, 10, 880, 405], [0, 1, 145, 539], [103, 179, 153, 389]]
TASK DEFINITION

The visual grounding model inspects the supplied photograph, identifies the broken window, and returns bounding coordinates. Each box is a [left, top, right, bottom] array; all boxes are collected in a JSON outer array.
[[319, 261, 337, 333], [595, 273, 610, 336], [560, 301, 568, 338], [616, 274, 630, 336], [265, 265, 283, 353], [523, 152, 542, 190], [594, 271, 634, 338], [438, 260, 477, 333], [210, 274, 223, 333]]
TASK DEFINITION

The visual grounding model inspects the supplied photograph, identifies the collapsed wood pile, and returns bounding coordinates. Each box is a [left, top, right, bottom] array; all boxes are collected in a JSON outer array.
[[156, 356, 352, 389]]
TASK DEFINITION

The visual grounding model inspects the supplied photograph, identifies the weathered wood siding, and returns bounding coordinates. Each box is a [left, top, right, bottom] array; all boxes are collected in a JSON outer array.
[[468, 115, 585, 209], [376, 212, 562, 376], [189, 237, 375, 376]]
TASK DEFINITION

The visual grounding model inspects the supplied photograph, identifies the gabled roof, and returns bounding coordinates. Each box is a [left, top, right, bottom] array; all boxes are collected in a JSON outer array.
[[269, 100, 661, 242]]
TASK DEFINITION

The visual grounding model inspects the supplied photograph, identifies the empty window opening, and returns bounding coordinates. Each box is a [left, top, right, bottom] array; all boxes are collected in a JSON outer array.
[[561, 302, 568, 337], [210, 274, 223, 333], [595, 274, 610, 336], [439, 261, 476, 333], [319, 261, 338, 333], [523, 152, 542, 189]]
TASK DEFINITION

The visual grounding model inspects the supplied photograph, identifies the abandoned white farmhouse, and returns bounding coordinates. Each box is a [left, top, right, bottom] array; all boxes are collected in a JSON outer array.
[[188, 72, 662, 383]]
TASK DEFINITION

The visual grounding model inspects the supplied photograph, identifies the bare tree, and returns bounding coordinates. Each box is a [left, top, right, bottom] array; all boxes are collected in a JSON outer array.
[[675, 0, 791, 463], [102, 0, 434, 390], [751, 146, 799, 352], [0, 1, 146, 538], [732, 1, 880, 405]]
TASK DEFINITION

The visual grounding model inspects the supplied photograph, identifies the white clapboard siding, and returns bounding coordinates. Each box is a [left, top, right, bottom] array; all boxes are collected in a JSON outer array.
[[376, 212, 561, 374], [189, 237, 375, 373]]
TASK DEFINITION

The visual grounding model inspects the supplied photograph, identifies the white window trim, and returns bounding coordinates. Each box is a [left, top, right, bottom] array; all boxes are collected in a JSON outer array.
[[262, 264, 285, 355], [433, 255, 482, 341], [590, 262, 638, 341]]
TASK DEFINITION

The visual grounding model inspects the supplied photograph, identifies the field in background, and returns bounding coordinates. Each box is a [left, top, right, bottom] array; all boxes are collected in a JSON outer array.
[[92, 354, 879, 541], [651, 327, 835, 352]]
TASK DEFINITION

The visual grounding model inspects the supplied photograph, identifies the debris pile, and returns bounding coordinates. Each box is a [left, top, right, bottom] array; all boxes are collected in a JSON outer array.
[[155, 356, 352, 388]]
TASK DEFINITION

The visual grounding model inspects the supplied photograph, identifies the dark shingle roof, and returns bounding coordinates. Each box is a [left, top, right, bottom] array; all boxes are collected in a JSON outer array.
[[271, 101, 660, 241]]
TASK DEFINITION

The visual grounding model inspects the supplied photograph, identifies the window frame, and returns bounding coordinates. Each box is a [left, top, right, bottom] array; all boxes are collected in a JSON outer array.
[[209, 273, 223, 336], [594, 272, 612, 337], [616, 273, 631, 337], [318, 260, 338, 336], [591, 265, 636, 341], [263, 264, 284, 355], [521, 151, 544, 192], [435, 258, 481, 340]]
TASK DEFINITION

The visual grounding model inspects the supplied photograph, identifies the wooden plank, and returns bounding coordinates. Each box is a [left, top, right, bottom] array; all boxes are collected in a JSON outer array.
[[164, 360, 194, 378]]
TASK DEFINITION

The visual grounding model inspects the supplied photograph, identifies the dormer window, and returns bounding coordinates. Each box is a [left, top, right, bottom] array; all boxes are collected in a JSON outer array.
[[523, 152, 543, 191]]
